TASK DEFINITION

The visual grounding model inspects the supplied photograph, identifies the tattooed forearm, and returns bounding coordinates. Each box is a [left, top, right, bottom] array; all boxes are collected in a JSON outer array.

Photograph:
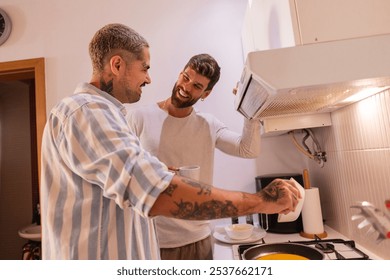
[[159, 178, 234, 219], [100, 78, 114, 95], [171, 199, 238, 220]]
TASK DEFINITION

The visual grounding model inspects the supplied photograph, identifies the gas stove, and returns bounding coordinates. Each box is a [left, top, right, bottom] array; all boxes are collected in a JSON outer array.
[[233, 237, 370, 260]]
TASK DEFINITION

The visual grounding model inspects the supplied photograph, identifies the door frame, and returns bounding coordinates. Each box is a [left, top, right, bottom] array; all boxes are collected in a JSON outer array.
[[0, 57, 46, 185]]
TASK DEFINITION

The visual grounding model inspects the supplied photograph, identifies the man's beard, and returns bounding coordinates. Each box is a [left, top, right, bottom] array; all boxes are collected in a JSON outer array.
[[170, 84, 199, 108]]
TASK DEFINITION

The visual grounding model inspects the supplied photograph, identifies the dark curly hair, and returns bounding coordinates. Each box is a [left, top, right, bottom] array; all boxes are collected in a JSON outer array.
[[184, 54, 221, 91]]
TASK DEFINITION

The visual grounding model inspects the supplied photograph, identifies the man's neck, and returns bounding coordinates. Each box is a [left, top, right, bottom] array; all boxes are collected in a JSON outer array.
[[158, 98, 193, 118]]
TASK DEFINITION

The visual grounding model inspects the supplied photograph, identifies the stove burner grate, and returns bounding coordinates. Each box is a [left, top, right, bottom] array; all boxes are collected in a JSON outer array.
[[237, 238, 370, 260], [315, 242, 335, 253]]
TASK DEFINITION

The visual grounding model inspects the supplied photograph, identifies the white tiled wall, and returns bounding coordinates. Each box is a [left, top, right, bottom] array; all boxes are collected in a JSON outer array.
[[308, 89, 390, 259]]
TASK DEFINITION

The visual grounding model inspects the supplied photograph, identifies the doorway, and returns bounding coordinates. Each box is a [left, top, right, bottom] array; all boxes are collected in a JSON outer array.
[[0, 58, 46, 259]]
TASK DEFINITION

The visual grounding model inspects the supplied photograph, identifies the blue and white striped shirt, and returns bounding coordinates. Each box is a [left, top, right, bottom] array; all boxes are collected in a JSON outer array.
[[40, 83, 173, 259]]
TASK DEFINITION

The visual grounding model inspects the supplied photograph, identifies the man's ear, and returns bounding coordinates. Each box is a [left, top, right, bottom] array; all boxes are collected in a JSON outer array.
[[110, 55, 122, 75], [201, 90, 212, 100]]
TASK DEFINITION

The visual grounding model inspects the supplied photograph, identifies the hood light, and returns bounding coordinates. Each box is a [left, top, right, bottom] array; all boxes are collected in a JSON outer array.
[[340, 86, 389, 104]]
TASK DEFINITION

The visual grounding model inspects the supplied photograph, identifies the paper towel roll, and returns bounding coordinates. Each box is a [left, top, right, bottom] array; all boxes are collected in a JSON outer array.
[[301, 187, 325, 235]]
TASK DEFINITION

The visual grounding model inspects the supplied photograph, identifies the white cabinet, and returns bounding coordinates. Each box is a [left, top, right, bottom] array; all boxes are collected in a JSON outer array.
[[243, 0, 390, 56], [292, 0, 390, 45]]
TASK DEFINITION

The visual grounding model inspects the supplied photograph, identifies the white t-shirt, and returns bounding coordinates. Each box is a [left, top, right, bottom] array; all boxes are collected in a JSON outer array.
[[126, 103, 261, 248]]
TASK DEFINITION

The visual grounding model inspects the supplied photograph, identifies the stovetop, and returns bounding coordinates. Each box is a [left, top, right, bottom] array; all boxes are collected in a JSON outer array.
[[233, 237, 370, 260]]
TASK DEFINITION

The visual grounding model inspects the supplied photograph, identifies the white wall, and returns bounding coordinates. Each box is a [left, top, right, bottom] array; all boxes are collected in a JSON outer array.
[[0, 0, 305, 193], [308, 89, 390, 259], [0, 0, 247, 125]]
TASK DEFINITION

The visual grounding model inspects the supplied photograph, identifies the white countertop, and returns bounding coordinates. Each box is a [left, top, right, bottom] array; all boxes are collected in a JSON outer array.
[[212, 224, 382, 260]]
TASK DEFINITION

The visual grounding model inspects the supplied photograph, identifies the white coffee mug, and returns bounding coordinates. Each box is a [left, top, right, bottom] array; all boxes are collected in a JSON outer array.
[[178, 165, 200, 181]]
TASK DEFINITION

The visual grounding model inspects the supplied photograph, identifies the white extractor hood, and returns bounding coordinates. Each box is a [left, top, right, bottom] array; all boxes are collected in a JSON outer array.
[[235, 33, 390, 135]]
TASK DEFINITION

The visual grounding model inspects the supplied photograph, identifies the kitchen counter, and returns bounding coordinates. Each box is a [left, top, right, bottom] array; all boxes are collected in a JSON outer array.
[[212, 224, 383, 260]]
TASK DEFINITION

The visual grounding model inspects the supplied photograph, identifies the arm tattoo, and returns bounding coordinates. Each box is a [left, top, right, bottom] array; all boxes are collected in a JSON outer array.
[[161, 178, 211, 197], [160, 178, 237, 219], [100, 78, 113, 95], [172, 199, 238, 220], [182, 178, 211, 195], [161, 183, 177, 197]]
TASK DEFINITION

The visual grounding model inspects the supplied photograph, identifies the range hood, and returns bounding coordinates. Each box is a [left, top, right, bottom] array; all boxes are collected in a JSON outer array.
[[234, 33, 390, 134]]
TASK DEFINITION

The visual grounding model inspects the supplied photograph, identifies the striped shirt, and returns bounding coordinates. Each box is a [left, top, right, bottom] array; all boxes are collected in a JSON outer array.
[[40, 83, 173, 259]]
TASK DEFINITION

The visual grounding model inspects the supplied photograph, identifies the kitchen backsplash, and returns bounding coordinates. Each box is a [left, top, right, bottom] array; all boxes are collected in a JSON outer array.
[[309, 88, 390, 259]]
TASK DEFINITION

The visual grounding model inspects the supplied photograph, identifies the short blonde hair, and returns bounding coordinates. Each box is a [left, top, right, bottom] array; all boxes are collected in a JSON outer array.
[[89, 23, 149, 74]]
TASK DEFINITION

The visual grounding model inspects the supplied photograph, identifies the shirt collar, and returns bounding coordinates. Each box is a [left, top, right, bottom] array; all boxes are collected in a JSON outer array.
[[74, 82, 127, 115]]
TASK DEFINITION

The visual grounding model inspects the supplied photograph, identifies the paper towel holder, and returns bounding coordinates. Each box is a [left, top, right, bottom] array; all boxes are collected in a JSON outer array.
[[299, 170, 328, 239], [299, 230, 328, 239]]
